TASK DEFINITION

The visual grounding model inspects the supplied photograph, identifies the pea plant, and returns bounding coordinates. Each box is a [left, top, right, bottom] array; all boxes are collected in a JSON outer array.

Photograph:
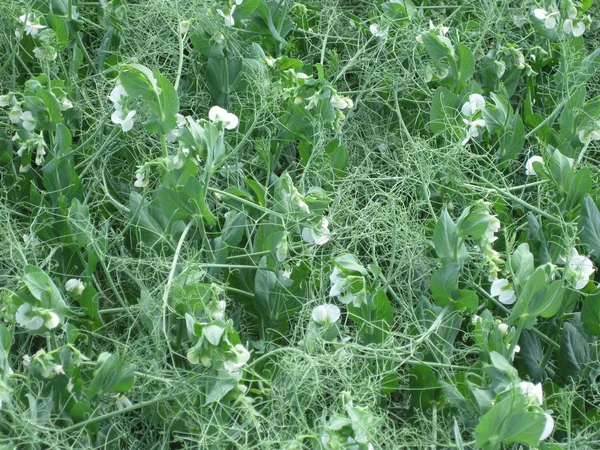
[[1, 0, 600, 449]]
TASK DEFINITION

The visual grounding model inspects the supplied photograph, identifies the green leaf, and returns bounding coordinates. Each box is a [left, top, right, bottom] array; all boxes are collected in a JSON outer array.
[[563, 167, 591, 215], [78, 286, 103, 330], [68, 199, 91, 248], [409, 364, 440, 410], [558, 321, 589, 382], [205, 370, 241, 404], [433, 208, 467, 264], [498, 113, 524, 163], [457, 208, 493, 240], [48, 14, 69, 49], [579, 195, 600, 260], [430, 263, 459, 306], [347, 289, 394, 344], [548, 148, 574, 193], [509, 243, 534, 288], [70, 402, 99, 435], [23, 265, 67, 314], [430, 87, 460, 134], [85, 353, 135, 401], [529, 280, 563, 319], [582, 293, 600, 335], [157, 187, 193, 222], [456, 43, 475, 84], [155, 71, 180, 132], [508, 268, 548, 329], [333, 254, 367, 275]]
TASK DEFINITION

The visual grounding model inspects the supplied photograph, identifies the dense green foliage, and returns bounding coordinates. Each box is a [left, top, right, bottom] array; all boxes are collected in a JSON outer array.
[[1, 0, 600, 449]]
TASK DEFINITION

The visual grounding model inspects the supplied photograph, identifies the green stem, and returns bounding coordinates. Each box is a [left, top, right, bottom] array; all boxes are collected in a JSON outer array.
[[162, 220, 194, 365]]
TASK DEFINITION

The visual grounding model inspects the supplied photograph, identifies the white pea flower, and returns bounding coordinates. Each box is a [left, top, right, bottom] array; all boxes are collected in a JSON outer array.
[[20, 111, 36, 131], [45, 311, 59, 329], [111, 109, 136, 132], [53, 364, 65, 376], [35, 143, 46, 166], [498, 323, 509, 335], [59, 97, 73, 111], [494, 60, 506, 79], [223, 344, 251, 372], [532, 9, 559, 29], [566, 248, 595, 290], [165, 113, 186, 143], [19, 164, 31, 173], [330, 93, 353, 110], [208, 106, 239, 130], [66, 378, 74, 392], [329, 267, 347, 298], [134, 167, 148, 188], [540, 413, 555, 441], [115, 395, 133, 410], [461, 118, 486, 145], [9, 105, 23, 124], [369, 24, 388, 39], [518, 381, 543, 405], [302, 217, 330, 246], [0, 94, 11, 107], [216, 6, 236, 27], [22, 355, 31, 367], [485, 216, 501, 243], [563, 19, 585, 37], [461, 94, 486, 116], [578, 126, 600, 144], [490, 278, 517, 305], [23, 234, 41, 246], [311, 304, 341, 325], [525, 155, 544, 176], [18, 13, 47, 38], [15, 303, 44, 331], [65, 278, 85, 295], [179, 20, 191, 34], [108, 84, 128, 104], [471, 315, 482, 325]]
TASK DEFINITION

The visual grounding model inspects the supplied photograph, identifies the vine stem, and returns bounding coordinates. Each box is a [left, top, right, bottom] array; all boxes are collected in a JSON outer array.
[[162, 220, 194, 366]]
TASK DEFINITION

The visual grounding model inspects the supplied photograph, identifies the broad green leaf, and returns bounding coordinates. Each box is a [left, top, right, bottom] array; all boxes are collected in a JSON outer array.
[[78, 285, 103, 330], [456, 43, 475, 84], [70, 402, 99, 435], [430, 87, 460, 134], [68, 199, 91, 248], [409, 364, 440, 410], [85, 353, 135, 401], [433, 208, 467, 264], [548, 149, 574, 193], [205, 370, 241, 404], [333, 254, 367, 275], [509, 243, 534, 288], [498, 113, 524, 163], [430, 263, 459, 306], [563, 167, 591, 215], [508, 268, 548, 328], [23, 265, 67, 314], [558, 321, 589, 382], [347, 289, 394, 344], [582, 293, 600, 335], [48, 14, 69, 49], [578, 195, 600, 260], [457, 208, 493, 240], [529, 280, 563, 319]]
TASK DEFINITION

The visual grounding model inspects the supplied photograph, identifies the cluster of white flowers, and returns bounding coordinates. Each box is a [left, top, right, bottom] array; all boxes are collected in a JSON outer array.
[[15, 303, 59, 331], [533, 3, 586, 37], [329, 266, 366, 308], [311, 303, 341, 326], [302, 216, 331, 246], [109, 84, 136, 132], [460, 94, 486, 145], [216, 0, 243, 27]]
